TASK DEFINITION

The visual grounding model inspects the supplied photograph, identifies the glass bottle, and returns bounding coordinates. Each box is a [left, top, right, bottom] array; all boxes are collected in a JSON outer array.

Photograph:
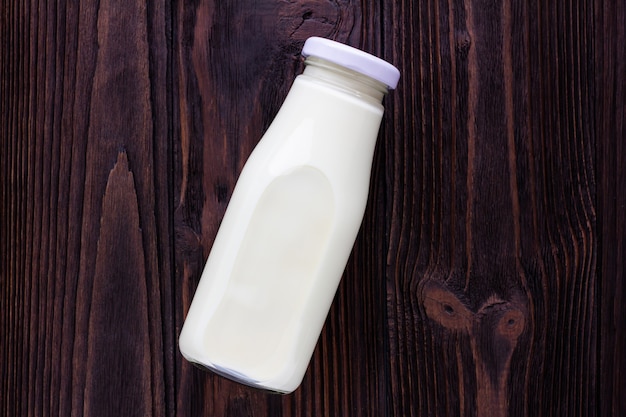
[[179, 36, 400, 393]]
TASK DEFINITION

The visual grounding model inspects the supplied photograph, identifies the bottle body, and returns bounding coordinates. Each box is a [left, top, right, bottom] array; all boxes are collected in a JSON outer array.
[[179, 59, 387, 393]]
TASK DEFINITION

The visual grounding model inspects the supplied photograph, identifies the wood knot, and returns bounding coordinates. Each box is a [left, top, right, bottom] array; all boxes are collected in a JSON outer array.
[[477, 294, 527, 341], [174, 220, 204, 271], [455, 30, 472, 58], [279, 1, 341, 41], [496, 309, 525, 340], [419, 279, 528, 340], [419, 279, 472, 331], [214, 182, 229, 203]]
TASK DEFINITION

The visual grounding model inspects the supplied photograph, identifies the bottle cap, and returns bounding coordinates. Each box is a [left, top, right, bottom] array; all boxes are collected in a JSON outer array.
[[302, 37, 400, 90]]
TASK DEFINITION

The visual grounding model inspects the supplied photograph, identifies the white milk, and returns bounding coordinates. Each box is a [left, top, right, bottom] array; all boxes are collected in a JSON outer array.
[[179, 37, 399, 393]]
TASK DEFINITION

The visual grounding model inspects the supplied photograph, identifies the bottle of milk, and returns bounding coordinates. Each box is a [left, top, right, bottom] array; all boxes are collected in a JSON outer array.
[[179, 36, 399, 393]]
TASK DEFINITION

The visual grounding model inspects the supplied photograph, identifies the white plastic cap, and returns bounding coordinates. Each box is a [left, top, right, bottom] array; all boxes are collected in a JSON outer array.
[[302, 37, 400, 90]]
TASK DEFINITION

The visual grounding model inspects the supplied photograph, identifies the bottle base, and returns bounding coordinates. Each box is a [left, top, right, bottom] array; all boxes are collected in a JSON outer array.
[[188, 360, 293, 395]]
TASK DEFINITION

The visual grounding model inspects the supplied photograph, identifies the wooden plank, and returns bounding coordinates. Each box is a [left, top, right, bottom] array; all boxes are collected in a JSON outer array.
[[171, 0, 393, 414], [597, 0, 626, 415], [0, 0, 174, 415], [384, 0, 597, 415], [82, 152, 153, 417]]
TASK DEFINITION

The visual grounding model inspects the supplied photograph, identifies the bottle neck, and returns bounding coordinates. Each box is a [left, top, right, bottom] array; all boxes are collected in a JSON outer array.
[[302, 56, 389, 103]]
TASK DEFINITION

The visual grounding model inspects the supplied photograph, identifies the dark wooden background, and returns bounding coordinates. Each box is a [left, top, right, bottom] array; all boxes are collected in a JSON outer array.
[[1, 0, 624, 416]]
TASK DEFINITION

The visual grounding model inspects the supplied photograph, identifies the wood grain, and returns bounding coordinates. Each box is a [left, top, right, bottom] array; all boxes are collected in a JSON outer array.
[[83, 152, 152, 417], [1, 0, 623, 416], [0, 0, 174, 415], [597, 0, 626, 415], [384, 0, 599, 415]]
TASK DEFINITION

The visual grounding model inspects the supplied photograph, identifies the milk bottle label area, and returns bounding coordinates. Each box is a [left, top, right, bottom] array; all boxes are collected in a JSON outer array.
[[178, 37, 400, 394]]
